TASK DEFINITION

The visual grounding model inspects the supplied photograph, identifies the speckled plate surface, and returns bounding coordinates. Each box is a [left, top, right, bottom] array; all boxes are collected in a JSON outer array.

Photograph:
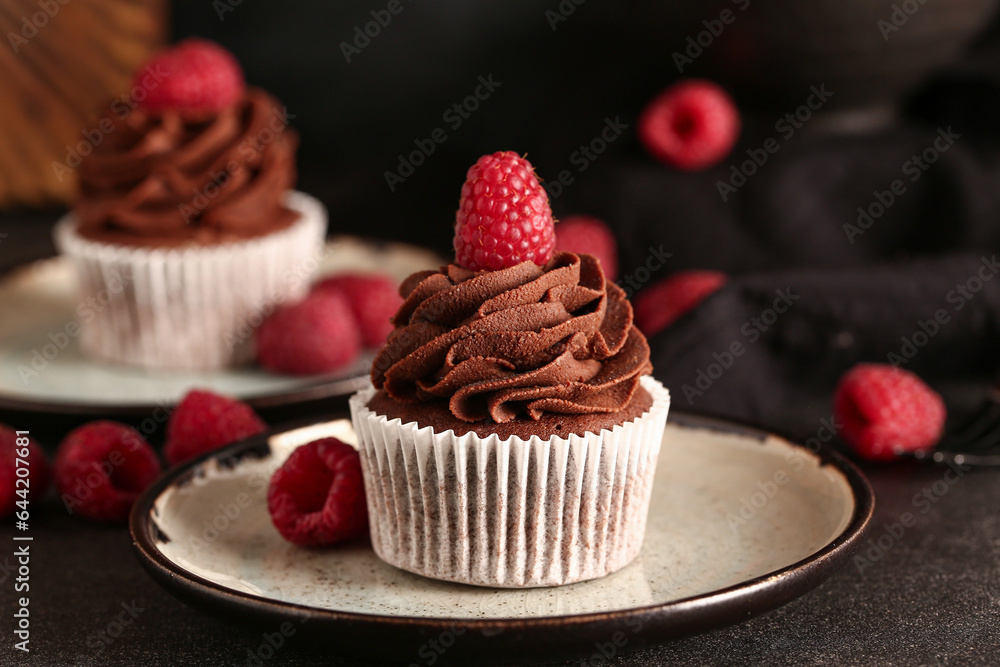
[[0, 236, 442, 415], [130, 413, 873, 665]]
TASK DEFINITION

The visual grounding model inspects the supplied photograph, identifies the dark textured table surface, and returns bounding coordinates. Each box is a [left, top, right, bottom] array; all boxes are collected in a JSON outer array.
[[2, 212, 999, 667]]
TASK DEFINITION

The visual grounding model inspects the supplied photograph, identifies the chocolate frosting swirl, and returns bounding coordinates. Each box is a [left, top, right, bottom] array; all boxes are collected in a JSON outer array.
[[372, 252, 653, 423], [75, 88, 298, 246]]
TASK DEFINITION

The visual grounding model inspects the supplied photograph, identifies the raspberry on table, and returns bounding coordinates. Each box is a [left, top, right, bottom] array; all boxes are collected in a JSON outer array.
[[267, 438, 368, 546], [834, 364, 946, 462], [312, 273, 403, 348], [639, 79, 740, 171], [256, 291, 362, 375], [165, 390, 267, 467], [634, 270, 727, 336], [136, 38, 245, 112], [454, 151, 555, 271], [554, 215, 619, 280], [0, 426, 50, 519], [54, 421, 162, 522]]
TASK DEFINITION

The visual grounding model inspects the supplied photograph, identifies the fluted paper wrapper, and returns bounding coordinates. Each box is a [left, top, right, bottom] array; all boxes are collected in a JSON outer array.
[[349, 376, 670, 588], [53, 191, 326, 370]]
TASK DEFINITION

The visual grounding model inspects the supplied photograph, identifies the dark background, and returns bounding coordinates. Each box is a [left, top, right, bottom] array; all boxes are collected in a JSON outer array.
[[128, 0, 1000, 436], [4, 1, 1000, 665]]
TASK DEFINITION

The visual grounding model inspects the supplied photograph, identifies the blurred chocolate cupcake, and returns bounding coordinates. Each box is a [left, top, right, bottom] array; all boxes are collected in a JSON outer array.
[[53, 39, 326, 369]]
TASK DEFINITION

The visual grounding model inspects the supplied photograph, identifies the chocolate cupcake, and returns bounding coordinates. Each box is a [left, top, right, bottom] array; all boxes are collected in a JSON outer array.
[[349, 152, 670, 587], [53, 40, 326, 369]]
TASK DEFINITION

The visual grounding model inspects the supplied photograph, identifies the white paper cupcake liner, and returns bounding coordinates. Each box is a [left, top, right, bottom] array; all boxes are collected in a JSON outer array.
[[349, 376, 670, 588], [53, 191, 327, 370]]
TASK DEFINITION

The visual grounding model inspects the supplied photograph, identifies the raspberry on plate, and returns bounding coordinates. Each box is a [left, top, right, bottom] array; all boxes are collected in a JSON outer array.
[[639, 79, 740, 171], [312, 273, 403, 348], [554, 215, 619, 280], [267, 438, 368, 546], [454, 151, 555, 271], [256, 291, 362, 375], [834, 364, 946, 462], [136, 38, 245, 112], [634, 270, 727, 336], [165, 390, 267, 467], [54, 421, 162, 522], [0, 426, 50, 519]]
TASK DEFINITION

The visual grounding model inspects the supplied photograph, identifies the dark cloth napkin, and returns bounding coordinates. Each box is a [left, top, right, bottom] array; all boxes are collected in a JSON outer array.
[[555, 31, 1000, 442]]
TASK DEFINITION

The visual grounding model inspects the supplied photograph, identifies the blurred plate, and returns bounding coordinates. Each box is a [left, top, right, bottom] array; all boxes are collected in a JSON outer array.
[[0, 236, 442, 416], [130, 413, 873, 665]]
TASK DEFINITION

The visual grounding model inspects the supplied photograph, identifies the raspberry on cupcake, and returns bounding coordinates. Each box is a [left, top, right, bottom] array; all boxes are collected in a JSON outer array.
[[453, 151, 555, 271], [139, 38, 244, 112]]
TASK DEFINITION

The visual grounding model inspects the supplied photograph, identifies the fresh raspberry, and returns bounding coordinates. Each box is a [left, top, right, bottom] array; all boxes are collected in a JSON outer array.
[[634, 270, 727, 336], [165, 390, 267, 467], [312, 273, 403, 348], [256, 291, 362, 375], [0, 426, 50, 519], [454, 151, 555, 271], [554, 215, 619, 280], [268, 438, 368, 546], [834, 364, 946, 462], [54, 421, 162, 522], [639, 79, 740, 171], [136, 38, 245, 113]]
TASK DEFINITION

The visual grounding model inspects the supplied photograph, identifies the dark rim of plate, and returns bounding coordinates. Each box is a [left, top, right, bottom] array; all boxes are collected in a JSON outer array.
[[0, 371, 369, 415]]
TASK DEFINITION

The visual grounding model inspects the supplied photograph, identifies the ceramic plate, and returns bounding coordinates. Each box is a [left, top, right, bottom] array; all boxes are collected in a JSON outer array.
[[0, 236, 442, 415], [130, 413, 874, 665]]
